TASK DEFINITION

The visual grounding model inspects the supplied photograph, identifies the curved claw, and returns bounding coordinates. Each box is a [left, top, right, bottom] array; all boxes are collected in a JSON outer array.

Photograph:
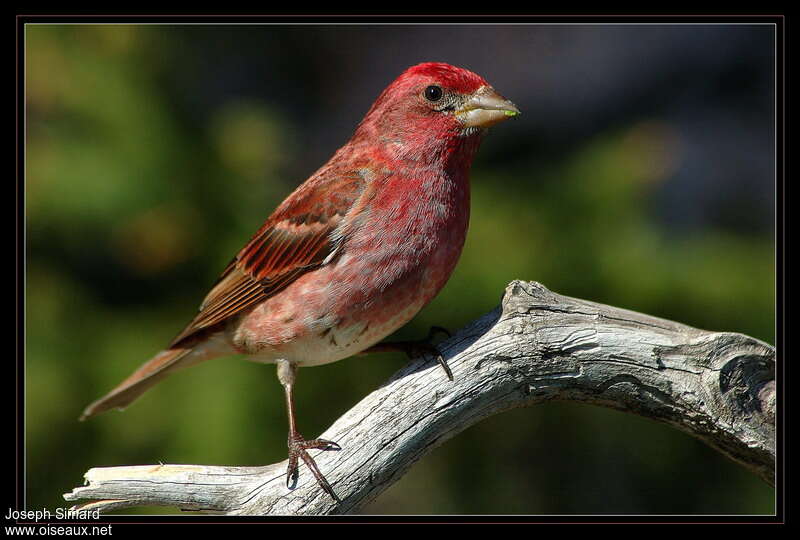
[[405, 341, 453, 381], [359, 325, 455, 381], [421, 327, 453, 380], [310, 438, 341, 451], [286, 434, 341, 499], [435, 352, 454, 381]]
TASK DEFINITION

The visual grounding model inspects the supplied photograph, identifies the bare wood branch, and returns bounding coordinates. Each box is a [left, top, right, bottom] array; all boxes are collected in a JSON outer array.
[[64, 280, 775, 515]]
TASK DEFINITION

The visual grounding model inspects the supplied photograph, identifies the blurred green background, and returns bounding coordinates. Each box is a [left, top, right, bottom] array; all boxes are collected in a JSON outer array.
[[24, 24, 775, 515]]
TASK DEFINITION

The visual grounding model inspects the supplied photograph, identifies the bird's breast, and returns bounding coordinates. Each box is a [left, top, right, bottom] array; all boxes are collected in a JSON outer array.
[[231, 168, 471, 366]]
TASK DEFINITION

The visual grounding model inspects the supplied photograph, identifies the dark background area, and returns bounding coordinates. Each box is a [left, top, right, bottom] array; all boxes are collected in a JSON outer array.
[[25, 23, 775, 515]]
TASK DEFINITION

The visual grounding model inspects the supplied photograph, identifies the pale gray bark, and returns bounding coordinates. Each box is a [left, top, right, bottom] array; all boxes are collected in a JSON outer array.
[[63, 280, 775, 515]]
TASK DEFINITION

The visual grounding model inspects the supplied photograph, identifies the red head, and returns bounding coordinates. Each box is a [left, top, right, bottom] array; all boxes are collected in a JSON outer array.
[[352, 63, 519, 162]]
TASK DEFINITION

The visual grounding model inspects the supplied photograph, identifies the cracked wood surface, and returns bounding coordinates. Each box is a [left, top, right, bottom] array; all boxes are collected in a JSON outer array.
[[64, 280, 775, 515]]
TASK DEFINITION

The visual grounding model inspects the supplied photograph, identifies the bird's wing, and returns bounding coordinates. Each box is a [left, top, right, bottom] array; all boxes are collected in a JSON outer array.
[[169, 172, 369, 347]]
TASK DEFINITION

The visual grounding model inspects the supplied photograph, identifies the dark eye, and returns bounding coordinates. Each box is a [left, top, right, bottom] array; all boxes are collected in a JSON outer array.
[[424, 85, 443, 102]]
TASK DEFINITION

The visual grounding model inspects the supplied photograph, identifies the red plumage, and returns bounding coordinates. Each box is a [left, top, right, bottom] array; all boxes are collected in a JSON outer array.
[[82, 62, 519, 498]]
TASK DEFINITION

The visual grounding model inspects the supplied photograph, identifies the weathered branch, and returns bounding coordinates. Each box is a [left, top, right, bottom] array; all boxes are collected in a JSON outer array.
[[64, 280, 775, 515]]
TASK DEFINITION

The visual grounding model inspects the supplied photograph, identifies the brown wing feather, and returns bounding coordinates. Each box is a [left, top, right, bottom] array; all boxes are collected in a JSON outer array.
[[169, 172, 368, 347]]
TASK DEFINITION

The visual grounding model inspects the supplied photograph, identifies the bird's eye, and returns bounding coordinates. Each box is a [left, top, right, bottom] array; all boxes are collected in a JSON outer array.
[[424, 85, 443, 102]]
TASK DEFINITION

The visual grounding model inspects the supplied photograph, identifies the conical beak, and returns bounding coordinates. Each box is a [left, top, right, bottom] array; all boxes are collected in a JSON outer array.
[[457, 86, 521, 128]]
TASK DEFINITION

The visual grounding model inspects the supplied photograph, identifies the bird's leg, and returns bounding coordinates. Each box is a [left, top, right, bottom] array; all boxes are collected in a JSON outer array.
[[276, 360, 340, 499], [360, 326, 454, 381]]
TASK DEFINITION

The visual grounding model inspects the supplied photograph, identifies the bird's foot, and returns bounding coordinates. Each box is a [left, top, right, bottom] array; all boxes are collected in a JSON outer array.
[[364, 326, 454, 381], [286, 432, 340, 499]]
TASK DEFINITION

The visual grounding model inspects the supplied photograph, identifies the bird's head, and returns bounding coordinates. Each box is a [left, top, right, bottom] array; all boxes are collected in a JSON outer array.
[[353, 62, 520, 159]]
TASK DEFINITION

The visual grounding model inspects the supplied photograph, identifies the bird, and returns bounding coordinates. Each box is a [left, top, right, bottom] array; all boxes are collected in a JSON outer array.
[[81, 62, 520, 499]]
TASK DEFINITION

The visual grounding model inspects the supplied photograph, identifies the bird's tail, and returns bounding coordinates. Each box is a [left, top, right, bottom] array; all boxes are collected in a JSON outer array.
[[80, 347, 200, 421]]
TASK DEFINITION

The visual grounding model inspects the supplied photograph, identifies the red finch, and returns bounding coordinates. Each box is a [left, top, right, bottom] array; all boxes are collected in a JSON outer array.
[[81, 62, 519, 498]]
